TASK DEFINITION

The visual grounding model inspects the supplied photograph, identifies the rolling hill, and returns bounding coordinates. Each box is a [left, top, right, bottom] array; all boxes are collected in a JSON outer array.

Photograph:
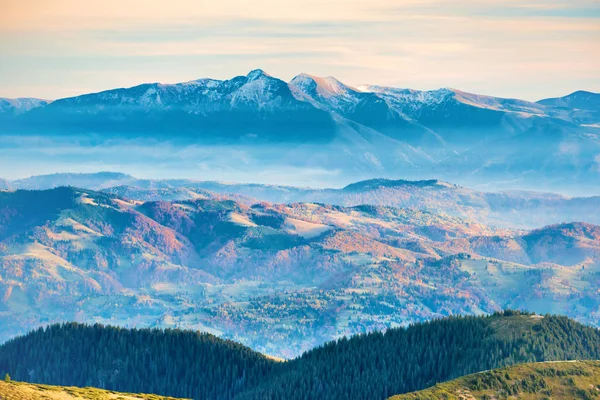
[[389, 360, 600, 400], [0, 187, 599, 356], [105, 179, 600, 229], [4, 172, 600, 228], [1, 312, 599, 400]]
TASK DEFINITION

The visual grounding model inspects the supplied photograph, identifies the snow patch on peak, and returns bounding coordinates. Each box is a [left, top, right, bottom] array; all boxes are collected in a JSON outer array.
[[140, 87, 162, 106], [316, 76, 357, 96], [190, 78, 222, 87], [362, 86, 456, 106], [289, 73, 362, 113], [0, 97, 50, 114], [291, 73, 357, 98], [290, 73, 318, 90], [355, 85, 374, 93], [450, 89, 547, 115], [246, 69, 271, 81], [229, 70, 290, 109]]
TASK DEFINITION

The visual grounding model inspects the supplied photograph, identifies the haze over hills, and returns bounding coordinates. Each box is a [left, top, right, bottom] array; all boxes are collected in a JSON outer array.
[[11, 172, 138, 190], [4, 172, 599, 229], [1, 70, 598, 194], [1, 312, 599, 400], [538, 90, 600, 126], [0, 186, 599, 356]]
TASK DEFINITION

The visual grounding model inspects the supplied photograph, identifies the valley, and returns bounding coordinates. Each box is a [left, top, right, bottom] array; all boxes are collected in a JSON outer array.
[[0, 183, 598, 357]]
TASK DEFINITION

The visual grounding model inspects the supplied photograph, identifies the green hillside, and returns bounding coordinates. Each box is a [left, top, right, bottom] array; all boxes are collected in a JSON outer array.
[[390, 360, 600, 400], [0, 323, 274, 400], [0, 379, 185, 400], [1, 311, 599, 400], [239, 311, 600, 399]]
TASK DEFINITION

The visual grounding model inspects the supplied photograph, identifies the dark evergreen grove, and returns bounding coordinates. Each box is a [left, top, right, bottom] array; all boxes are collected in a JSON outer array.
[[241, 311, 600, 399], [1, 311, 599, 400], [0, 323, 275, 400]]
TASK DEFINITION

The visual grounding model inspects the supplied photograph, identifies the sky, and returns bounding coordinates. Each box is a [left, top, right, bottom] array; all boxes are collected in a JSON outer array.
[[0, 0, 599, 101]]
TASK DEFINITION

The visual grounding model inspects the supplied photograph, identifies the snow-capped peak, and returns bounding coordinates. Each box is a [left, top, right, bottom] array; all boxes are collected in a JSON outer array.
[[246, 69, 271, 81], [0, 97, 50, 114], [290, 73, 358, 98], [11, 70, 561, 121], [288, 73, 363, 113], [354, 84, 374, 93]]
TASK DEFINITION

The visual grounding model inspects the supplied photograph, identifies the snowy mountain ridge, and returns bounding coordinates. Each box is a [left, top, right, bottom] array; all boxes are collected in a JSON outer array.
[[4, 69, 594, 120], [1, 69, 598, 194]]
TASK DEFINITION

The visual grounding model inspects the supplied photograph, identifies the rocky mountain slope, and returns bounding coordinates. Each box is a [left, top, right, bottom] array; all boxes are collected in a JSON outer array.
[[0, 187, 598, 356], [4, 70, 336, 142], [0, 97, 50, 116], [538, 90, 600, 126]]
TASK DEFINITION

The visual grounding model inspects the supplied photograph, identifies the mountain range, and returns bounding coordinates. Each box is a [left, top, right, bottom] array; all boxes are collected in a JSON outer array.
[[1, 68, 599, 396], [1, 70, 598, 194], [3, 171, 600, 229], [1, 184, 598, 356]]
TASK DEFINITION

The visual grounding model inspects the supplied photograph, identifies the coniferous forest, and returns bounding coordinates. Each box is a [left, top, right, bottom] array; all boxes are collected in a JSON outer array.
[[0, 311, 599, 400]]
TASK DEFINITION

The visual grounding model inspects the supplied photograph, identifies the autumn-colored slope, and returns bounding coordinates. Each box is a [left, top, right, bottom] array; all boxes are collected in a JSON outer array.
[[0, 187, 598, 356]]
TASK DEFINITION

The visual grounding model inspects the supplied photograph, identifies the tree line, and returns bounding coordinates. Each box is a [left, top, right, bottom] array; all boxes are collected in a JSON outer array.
[[1, 311, 599, 400]]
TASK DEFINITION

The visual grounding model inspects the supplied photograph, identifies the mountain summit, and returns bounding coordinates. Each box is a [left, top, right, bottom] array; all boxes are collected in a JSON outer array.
[[1, 70, 598, 193]]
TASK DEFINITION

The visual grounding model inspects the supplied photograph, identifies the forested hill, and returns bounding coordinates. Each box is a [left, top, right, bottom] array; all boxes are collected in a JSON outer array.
[[1, 312, 599, 400], [240, 311, 600, 400], [0, 323, 275, 400]]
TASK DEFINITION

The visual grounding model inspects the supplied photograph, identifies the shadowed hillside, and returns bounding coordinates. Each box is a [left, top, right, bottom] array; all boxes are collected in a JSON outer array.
[[1, 312, 599, 400], [238, 311, 600, 400], [0, 323, 274, 400]]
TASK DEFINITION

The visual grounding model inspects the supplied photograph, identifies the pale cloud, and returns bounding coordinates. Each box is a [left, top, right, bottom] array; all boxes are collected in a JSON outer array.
[[0, 0, 598, 100], [2, 0, 598, 30]]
